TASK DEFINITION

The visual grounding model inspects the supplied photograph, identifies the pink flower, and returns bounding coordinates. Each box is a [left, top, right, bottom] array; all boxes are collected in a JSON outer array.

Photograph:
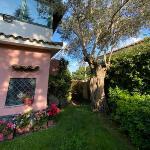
[[7, 122, 14, 129], [0, 120, 5, 124], [0, 133, 4, 140]]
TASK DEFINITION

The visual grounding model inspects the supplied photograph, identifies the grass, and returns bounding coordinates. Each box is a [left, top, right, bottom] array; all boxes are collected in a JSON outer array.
[[0, 105, 135, 150]]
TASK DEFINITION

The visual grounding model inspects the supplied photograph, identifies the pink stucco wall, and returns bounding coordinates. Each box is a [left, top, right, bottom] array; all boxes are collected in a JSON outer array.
[[0, 44, 51, 116]]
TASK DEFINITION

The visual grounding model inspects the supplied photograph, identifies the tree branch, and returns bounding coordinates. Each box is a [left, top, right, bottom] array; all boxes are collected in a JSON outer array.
[[98, 0, 130, 44], [91, 33, 100, 56], [76, 16, 88, 59]]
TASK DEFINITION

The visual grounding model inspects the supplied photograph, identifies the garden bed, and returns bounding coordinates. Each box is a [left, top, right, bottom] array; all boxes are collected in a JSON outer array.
[[0, 105, 135, 150], [0, 104, 60, 142]]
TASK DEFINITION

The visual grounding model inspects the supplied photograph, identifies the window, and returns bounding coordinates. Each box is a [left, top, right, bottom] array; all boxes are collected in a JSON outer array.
[[0, 0, 53, 28], [5, 78, 36, 106]]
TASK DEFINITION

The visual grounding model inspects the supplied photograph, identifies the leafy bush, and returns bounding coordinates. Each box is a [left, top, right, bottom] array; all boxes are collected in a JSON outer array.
[[106, 37, 150, 95], [109, 87, 150, 149], [33, 110, 48, 127], [48, 58, 71, 105]]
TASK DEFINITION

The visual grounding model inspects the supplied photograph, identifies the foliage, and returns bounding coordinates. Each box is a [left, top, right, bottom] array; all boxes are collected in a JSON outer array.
[[72, 66, 90, 80], [33, 110, 48, 127], [61, 0, 150, 111], [0, 106, 135, 150], [35, 0, 65, 28], [47, 104, 60, 120], [110, 37, 150, 60], [35, 0, 65, 16], [109, 87, 150, 149], [48, 58, 71, 101], [61, 0, 150, 72], [14, 0, 33, 23], [106, 38, 150, 94], [0, 121, 14, 136], [14, 111, 32, 128]]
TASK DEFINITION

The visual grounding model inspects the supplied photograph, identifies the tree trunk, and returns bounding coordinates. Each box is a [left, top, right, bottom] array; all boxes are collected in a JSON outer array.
[[89, 67, 108, 112]]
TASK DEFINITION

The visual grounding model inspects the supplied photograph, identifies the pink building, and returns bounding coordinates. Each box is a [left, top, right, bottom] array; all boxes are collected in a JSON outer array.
[[0, 2, 63, 117]]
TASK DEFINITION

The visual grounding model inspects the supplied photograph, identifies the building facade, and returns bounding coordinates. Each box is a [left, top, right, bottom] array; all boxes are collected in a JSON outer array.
[[0, 0, 63, 116]]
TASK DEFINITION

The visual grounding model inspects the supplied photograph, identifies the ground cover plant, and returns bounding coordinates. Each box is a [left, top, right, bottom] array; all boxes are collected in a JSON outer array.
[[0, 106, 135, 150]]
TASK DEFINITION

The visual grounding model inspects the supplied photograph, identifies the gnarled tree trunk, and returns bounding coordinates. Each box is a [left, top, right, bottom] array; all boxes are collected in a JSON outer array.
[[90, 66, 108, 112]]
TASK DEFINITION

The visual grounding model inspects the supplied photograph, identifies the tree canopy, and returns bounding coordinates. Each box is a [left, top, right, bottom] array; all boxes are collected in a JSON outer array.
[[72, 66, 90, 80], [60, 0, 150, 111], [61, 0, 150, 72]]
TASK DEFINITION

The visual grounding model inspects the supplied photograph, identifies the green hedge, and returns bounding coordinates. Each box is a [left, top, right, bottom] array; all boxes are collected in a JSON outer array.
[[109, 87, 150, 149], [106, 38, 150, 149], [106, 37, 150, 94]]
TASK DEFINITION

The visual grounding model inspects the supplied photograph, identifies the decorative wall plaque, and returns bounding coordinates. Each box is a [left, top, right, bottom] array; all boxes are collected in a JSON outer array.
[[12, 65, 40, 72]]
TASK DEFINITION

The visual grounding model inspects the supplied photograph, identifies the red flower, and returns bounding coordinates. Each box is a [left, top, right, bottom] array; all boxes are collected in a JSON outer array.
[[47, 103, 60, 117]]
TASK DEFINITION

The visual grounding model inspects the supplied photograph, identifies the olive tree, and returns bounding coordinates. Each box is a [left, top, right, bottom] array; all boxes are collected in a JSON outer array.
[[39, 0, 150, 111]]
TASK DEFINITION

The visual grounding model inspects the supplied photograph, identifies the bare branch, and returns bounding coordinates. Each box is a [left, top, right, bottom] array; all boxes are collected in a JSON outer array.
[[98, 0, 130, 44], [91, 32, 101, 56], [108, 0, 130, 30]]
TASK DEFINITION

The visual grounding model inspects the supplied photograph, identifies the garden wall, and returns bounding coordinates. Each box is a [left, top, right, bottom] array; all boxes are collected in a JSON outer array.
[[71, 80, 90, 103]]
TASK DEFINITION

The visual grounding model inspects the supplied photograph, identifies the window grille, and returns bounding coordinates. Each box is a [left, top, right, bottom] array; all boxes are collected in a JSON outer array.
[[5, 78, 36, 106]]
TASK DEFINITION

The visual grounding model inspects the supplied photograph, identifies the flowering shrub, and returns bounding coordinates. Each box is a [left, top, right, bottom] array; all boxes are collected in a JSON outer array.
[[0, 105, 61, 141], [3, 122, 14, 136], [33, 110, 48, 128], [14, 111, 32, 129], [47, 104, 60, 119], [0, 120, 14, 137], [0, 133, 4, 141]]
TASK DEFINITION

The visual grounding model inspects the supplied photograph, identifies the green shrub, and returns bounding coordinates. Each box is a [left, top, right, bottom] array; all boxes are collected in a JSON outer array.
[[48, 58, 71, 105], [106, 37, 150, 95], [109, 87, 150, 149]]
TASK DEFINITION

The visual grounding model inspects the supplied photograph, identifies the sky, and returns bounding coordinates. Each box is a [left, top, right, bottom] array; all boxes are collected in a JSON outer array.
[[0, 0, 149, 72], [0, 0, 50, 26], [52, 28, 150, 72]]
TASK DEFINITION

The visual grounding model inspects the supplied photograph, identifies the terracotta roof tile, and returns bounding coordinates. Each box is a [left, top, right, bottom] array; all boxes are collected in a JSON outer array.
[[0, 32, 63, 46]]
